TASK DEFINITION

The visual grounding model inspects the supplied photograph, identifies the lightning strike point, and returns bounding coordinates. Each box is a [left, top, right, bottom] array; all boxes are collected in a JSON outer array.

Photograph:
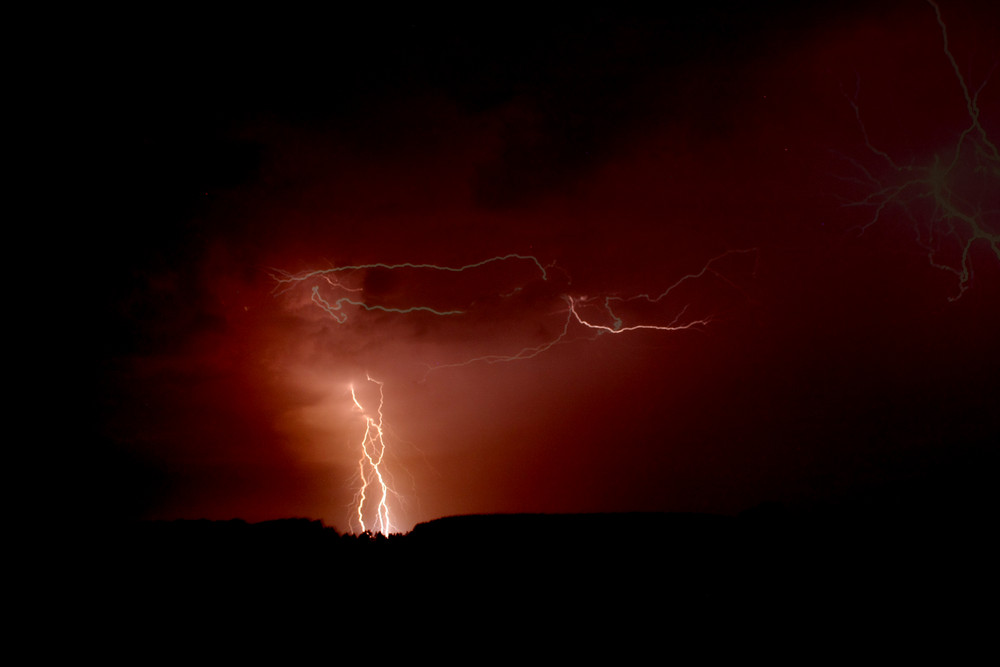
[[349, 376, 396, 535]]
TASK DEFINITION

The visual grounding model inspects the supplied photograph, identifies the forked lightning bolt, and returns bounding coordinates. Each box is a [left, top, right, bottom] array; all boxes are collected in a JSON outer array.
[[350, 376, 395, 535]]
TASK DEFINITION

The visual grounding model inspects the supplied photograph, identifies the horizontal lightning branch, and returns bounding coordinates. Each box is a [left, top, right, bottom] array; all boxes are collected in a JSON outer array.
[[271, 253, 551, 297], [311, 287, 465, 323]]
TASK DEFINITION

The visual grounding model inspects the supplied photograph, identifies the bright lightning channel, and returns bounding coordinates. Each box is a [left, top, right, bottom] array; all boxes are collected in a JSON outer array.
[[349, 375, 395, 535]]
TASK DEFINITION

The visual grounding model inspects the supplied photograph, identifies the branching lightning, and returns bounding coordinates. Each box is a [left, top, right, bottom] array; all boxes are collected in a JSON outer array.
[[273, 248, 757, 533], [349, 375, 396, 535], [841, 0, 999, 299], [567, 248, 758, 335]]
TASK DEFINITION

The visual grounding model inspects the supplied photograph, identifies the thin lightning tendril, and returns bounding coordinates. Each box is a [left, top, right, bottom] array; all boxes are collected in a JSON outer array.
[[568, 248, 758, 335], [842, 0, 999, 299], [272, 253, 550, 296], [311, 287, 466, 323]]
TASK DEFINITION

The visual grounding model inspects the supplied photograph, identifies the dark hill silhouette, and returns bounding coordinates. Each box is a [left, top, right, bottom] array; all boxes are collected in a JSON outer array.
[[78, 444, 991, 644], [72, 491, 989, 652], [409, 510, 735, 540]]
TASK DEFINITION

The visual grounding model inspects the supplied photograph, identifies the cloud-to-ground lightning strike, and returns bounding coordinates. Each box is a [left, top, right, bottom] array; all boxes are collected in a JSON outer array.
[[350, 375, 395, 535], [274, 249, 756, 533], [841, 0, 999, 299]]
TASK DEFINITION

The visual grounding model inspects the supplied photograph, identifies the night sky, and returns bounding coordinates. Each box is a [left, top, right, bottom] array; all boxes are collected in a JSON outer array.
[[81, 1, 998, 533]]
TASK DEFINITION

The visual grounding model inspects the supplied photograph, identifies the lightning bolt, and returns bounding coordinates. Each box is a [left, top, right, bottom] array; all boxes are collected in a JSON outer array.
[[275, 249, 757, 533], [841, 0, 999, 300], [349, 375, 395, 535]]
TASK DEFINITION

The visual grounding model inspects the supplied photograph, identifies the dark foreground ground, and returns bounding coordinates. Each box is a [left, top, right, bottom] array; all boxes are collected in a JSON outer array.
[[43, 448, 990, 655], [61, 492, 990, 652]]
